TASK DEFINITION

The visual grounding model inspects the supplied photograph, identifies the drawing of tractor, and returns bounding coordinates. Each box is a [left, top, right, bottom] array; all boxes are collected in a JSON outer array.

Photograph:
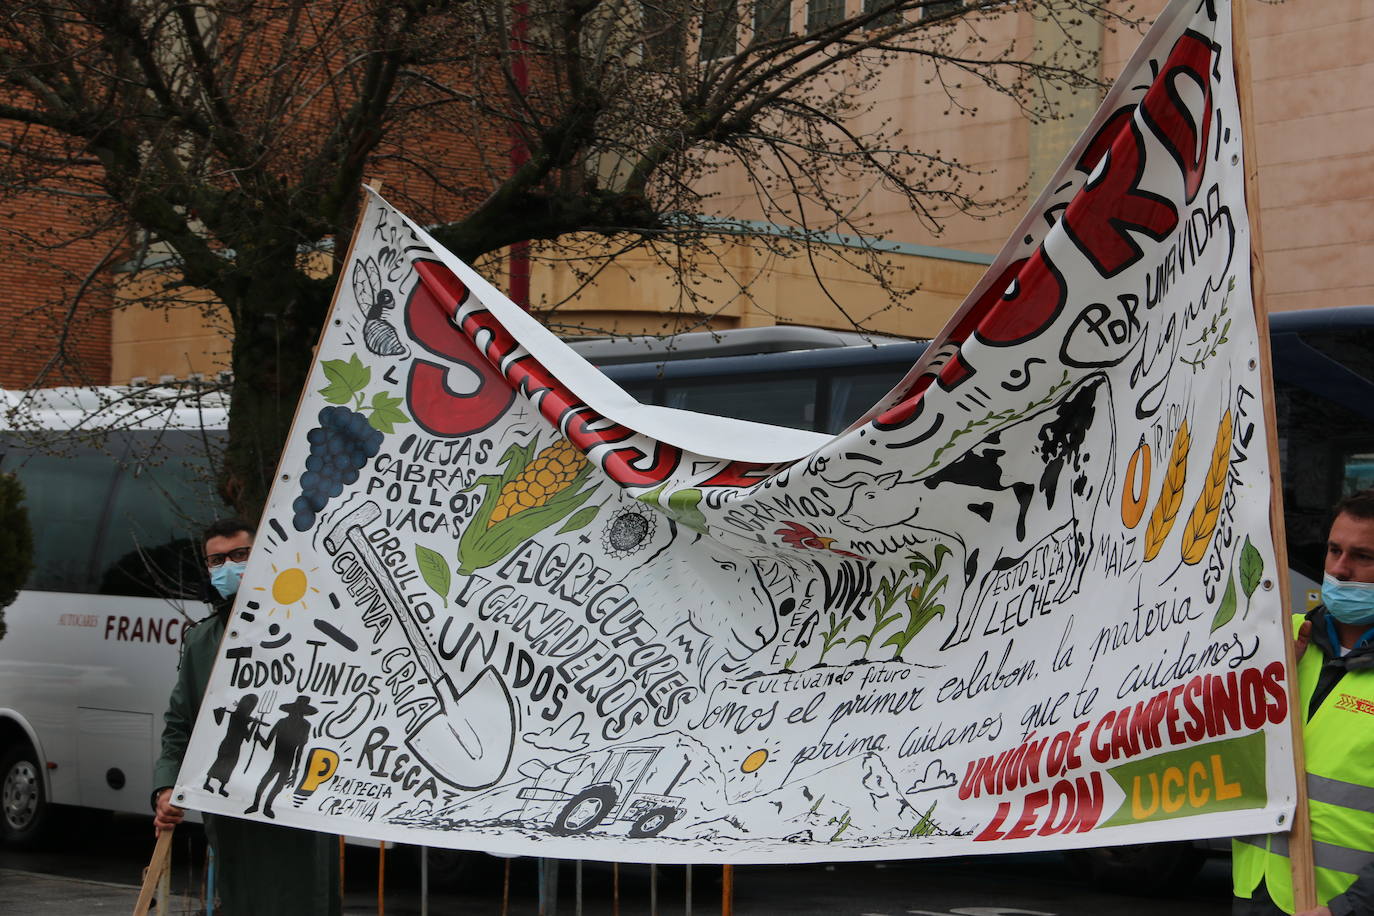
[[515, 746, 690, 838]]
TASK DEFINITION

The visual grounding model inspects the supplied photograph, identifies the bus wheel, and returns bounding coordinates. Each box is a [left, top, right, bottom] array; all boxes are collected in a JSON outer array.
[[1, 744, 49, 847]]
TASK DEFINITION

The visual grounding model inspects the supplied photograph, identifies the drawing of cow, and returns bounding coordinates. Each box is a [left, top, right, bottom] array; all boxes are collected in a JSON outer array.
[[824, 374, 1113, 649]]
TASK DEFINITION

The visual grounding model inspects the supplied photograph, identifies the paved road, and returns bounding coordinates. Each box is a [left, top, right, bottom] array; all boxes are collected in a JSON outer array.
[[0, 813, 1235, 915]]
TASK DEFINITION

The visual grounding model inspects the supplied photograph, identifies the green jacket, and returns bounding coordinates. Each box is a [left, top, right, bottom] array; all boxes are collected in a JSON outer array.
[[153, 607, 225, 793], [154, 603, 341, 916]]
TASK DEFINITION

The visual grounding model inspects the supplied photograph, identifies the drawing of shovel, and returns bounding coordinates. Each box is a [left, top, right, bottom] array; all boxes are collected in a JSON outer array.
[[324, 501, 516, 790]]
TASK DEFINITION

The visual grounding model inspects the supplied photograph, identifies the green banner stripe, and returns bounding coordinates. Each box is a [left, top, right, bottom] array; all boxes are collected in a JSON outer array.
[[1101, 732, 1267, 828]]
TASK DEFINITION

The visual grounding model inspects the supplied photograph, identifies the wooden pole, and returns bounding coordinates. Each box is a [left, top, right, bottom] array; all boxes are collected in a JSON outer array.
[[132, 830, 173, 916], [377, 840, 386, 916], [1230, 0, 1315, 910], [154, 856, 170, 916], [720, 864, 733, 916]]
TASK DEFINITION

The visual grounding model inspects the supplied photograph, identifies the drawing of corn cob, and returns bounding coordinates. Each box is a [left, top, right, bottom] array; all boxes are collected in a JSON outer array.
[[457, 435, 602, 575]]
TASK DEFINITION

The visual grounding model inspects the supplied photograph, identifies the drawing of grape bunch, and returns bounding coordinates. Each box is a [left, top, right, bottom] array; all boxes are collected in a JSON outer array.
[[291, 353, 410, 532], [456, 435, 602, 575]]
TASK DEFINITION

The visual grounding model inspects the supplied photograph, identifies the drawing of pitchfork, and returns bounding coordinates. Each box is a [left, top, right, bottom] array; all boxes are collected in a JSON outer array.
[[243, 688, 277, 770]]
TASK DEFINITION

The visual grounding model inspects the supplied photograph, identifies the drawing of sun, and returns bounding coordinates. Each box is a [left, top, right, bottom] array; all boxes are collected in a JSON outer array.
[[741, 749, 768, 773], [253, 554, 319, 616]]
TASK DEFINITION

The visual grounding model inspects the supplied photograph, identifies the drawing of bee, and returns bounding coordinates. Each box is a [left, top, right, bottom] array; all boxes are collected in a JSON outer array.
[[352, 256, 410, 358]]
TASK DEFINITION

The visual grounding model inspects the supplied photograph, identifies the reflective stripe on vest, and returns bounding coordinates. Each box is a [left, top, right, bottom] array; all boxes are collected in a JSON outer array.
[[1308, 772, 1374, 812], [1237, 831, 1374, 877]]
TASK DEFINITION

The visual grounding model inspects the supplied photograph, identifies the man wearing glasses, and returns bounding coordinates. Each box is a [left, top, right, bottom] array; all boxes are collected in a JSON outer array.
[[152, 518, 340, 915]]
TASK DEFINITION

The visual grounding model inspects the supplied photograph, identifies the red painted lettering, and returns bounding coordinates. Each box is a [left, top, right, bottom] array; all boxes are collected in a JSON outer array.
[[973, 800, 1012, 841], [404, 260, 515, 436], [1139, 31, 1214, 204], [700, 461, 776, 489], [1061, 116, 1177, 278], [972, 251, 1070, 347], [1262, 660, 1288, 725]]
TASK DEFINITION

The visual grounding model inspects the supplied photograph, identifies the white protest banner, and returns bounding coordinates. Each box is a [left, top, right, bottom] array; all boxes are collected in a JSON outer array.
[[177, 0, 1297, 863]]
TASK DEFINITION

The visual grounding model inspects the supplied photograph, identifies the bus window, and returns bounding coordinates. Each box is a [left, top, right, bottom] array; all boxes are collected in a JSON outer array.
[[618, 381, 657, 405], [665, 375, 817, 430], [1346, 453, 1374, 493], [1272, 324, 1374, 583], [826, 368, 910, 433], [95, 432, 232, 599], [0, 447, 115, 593]]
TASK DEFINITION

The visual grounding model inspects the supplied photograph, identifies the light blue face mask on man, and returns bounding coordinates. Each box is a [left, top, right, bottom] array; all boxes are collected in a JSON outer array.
[[210, 560, 248, 599], [1322, 574, 1374, 625]]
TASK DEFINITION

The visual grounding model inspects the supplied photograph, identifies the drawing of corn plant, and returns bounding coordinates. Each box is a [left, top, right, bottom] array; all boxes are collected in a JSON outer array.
[[457, 436, 600, 574], [816, 610, 852, 665], [850, 568, 910, 660], [884, 545, 952, 660]]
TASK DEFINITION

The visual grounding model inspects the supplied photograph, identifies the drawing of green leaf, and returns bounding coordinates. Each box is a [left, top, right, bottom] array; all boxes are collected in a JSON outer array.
[[638, 483, 708, 533], [371, 390, 404, 411], [320, 354, 370, 404], [917, 372, 1070, 475], [886, 546, 951, 659], [911, 800, 938, 837], [557, 503, 601, 534], [367, 398, 411, 433], [415, 545, 450, 608], [319, 380, 353, 405], [852, 570, 906, 658], [818, 611, 852, 664], [1212, 571, 1237, 632], [1240, 536, 1264, 598]]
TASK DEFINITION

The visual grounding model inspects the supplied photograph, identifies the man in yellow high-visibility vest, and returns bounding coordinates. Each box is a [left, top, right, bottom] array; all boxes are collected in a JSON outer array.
[[1234, 489, 1374, 916]]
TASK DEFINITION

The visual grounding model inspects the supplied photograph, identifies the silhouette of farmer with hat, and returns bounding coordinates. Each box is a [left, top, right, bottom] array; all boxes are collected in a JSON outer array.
[[247, 693, 318, 819]]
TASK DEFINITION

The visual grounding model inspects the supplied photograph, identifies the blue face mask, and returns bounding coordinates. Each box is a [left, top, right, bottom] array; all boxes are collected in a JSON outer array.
[[210, 561, 248, 599], [1322, 574, 1374, 625]]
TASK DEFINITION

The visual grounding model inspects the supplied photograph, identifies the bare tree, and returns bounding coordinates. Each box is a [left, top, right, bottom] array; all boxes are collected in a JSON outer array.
[[0, 0, 1136, 517]]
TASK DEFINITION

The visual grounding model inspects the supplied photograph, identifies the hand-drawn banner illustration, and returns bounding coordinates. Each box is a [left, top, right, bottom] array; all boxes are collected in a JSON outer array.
[[178, 0, 1298, 863]]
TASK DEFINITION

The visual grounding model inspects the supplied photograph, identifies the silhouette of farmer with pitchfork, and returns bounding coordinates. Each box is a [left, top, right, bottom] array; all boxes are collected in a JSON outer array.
[[203, 692, 261, 796]]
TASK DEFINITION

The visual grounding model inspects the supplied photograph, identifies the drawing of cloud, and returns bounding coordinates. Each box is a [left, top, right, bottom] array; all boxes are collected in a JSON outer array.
[[906, 759, 956, 794], [524, 712, 590, 752]]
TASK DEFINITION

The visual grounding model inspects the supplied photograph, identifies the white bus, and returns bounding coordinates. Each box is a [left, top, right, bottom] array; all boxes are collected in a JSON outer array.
[[0, 386, 230, 845]]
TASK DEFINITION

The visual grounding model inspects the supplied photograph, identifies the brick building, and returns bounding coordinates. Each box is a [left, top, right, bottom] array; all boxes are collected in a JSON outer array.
[[0, 184, 113, 387]]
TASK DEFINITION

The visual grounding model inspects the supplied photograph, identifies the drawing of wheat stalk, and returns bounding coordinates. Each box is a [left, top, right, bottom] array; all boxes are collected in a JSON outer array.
[[1143, 420, 1191, 562], [1180, 411, 1234, 566]]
